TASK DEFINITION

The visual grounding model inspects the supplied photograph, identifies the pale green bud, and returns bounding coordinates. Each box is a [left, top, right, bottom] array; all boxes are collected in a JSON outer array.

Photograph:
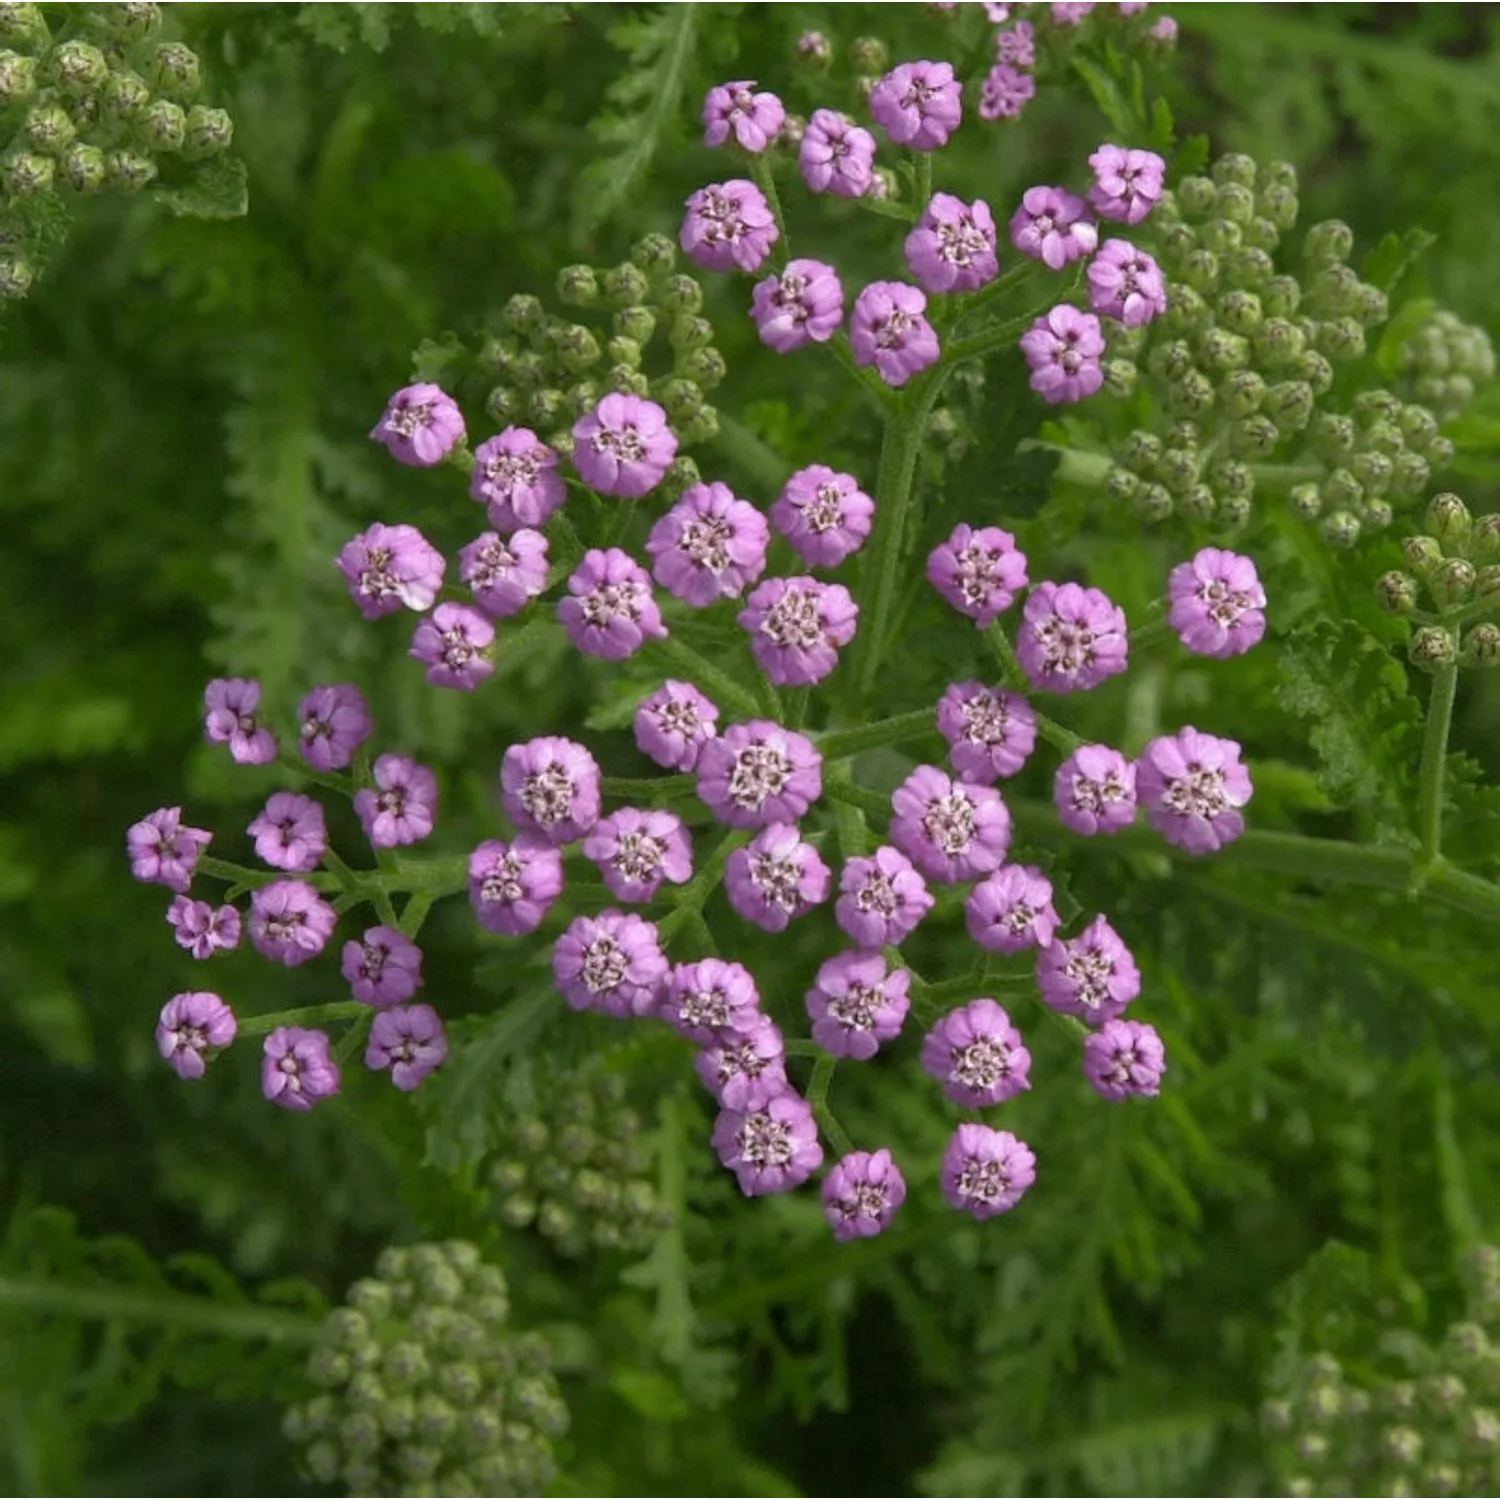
[[681, 345, 727, 390], [1265, 380, 1314, 433], [1217, 493, 1253, 530], [1211, 457, 1254, 498], [0, 47, 36, 105], [304, 1439, 341, 1484], [1119, 430, 1163, 472], [629, 231, 676, 275], [1159, 222, 1199, 272], [1323, 468, 1365, 511], [1169, 370, 1215, 416], [1310, 410, 1356, 458], [606, 335, 642, 369], [661, 454, 702, 498], [1230, 415, 1280, 459], [1308, 264, 1361, 317], [1180, 484, 1217, 521], [659, 273, 702, 314], [1426, 491, 1472, 548], [1402, 535, 1443, 578], [1352, 450, 1393, 497], [1105, 466, 1140, 505], [1176, 175, 1216, 217], [1472, 514, 1500, 561], [1220, 368, 1266, 417], [669, 312, 714, 353], [486, 386, 525, 425], [1426, 434, 1456, 470], [1304, 219, 1354, 266], [1461, 624, 1500, 668], [601, 262, 650, 305], [1180, 248, 1219, 292], [1365, 498, 1393, 531], [61, 142, 107, 193], [1376, 571, 1419, 615], [1254, 317, 1306, 368], [1321, 510, 1362, 548], [100, 70, 151, 119], [1289, 482, 1322, 520], [1292, 349, 1334, 394], [1389, 451, 1430, 499], [1430, 557, 1476, 607], [1355, 283, 1389, 326], [1133, 483, 1173, 523], [148, 41, 201, 98], [1160, 283, 1208, 338], [613, 304, 656, 343], [848, 35, 889, 74], [1224, 246, 1274, 289], [1263, 274, 1301, 318], [605, 365, 649, 397], [1317, 316, 1366, 361], [556, 264, 598, 306], [1218, 289, 1263, 334], [1201, 328, 1251, 373], [1257, 182, 1299, 230], [2, 150, 53, 196], [1157, 447, 1200, 492], [1200, 217, 1242, 255], [1102, 358, 1137, 397], [1242, 216, 1281, 252], [1214, 182, 1255, 225], [138, 98, 187, 152], [1410, 627, 1457, 670]]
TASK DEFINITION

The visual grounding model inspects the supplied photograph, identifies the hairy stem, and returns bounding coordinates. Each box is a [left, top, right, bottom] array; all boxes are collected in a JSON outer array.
[[0, 1278, 319, 1343], [1417, 655, 1459, 867], [817, 709, 935, 761], [236, 1001, 368, 1038], [806, 1055, 855, 1157], [650, 635, 761, 719]]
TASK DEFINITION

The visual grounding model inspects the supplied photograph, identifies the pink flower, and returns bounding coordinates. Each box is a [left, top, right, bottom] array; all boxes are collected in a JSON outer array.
[[1087, 238, 1167, 327], [1035, 914, 1140, 1021], [822, 1149, 907, 1240], [725, 822, 831, 932], [695, 720, 822, 830], [369, 383, 465, 467], [662, 958, 761, 1045], [127, 806, 211, 894], [994, 21, 1034, 67], [248, 791, 326, 873], [248, 879, 338, 967], [680, 179, 779, 274], [1136, 727, 1253, 854], [702, 79, 786, 152], [1010, 185, 1098, 270], [965, 865, 1059, 954], [558, 548, 667, 661], [1087, 143, 1167, 225], [869, 60, 963, 151], [634, 681, 719, 773], [156, 992, 236, 1079], [571, 394, 677, 499], [835, 846, 933, 947], [751, 259, 845, 352], [468, 837, 564, 936], [410, 602, 496, 690], [890, 764, 1012, 884], [469, 427, 566, 532], [979, 63, 1036, 121], [937, 681, 1037, 783], [712, 1092, 824, 1196], [1084, 1018, 1166, 1101], [771, 466, 874, 570], [905, 193, 999, 294], [552, 909, 667, 1018], [799, 109, 877, 197], [927, 523, 1028, 626], [166, 897, 240, 959], [850, 280, 940, 388], [1016, 580, 1128, 693], [941, 1124, 1035, 1218], [922, 998, 1030, 1106], [353, 753, 438, 848], [459, 529, 549, 619], [1166, 548, 1267, 659], [500, 736, 601, 846], [1052, 2, 1095, 23], [297, 684, 371, 771], [695, 1013, 789, 1111], [365, 1004, 448, 1091], [805, 948, 910, 1060], [582, 807, 693, 904], [737, 575, 859, 686], [341, 924, 424, 1007], [336, 522, 445, 620], [204, 677, 277, 765], [1053, 744, 1137, 835], [1019, 304, 1107, 403], [647, 482, 769, 607], [262, 1026, 341, 1111]]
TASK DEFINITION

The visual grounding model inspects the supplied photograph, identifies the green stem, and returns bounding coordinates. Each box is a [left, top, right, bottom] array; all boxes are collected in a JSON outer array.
[[817, 709, 934, 761], [805, 1055, 855, 1157], [1128, 615, 1173, 652], [649, 635, 761, 719], [911, 149, 933, 217], [602, 774, 696, 800], [712, 412, 788, 494], [656, 830, 748, 943], [1417, 656, 1459, 867], [984, 626, 1083, 752], [783, 686, 810, 731], [822, 332, 898, 411], [275, 755, 352, 798], [823, 772, 891, 823], [236, 1001, 368, 1038], [947, 260, 1036, 324], [944, 308, 1051, 366], [400, 891, 435, 938], [196, 855, 338, 893], [0, 1278, 319, 1343], [750, 154, 790, 271], [830, 797, 869, 860]]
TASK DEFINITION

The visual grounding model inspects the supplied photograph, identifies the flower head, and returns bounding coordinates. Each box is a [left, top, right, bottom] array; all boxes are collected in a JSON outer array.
[[1010, 185, 1098, 270], [661, 958, 760, 1044], [1087, 238, 1167, 327], [937, 682, 1037, 783], [799, 108, 877, 198], [696, 720, 822, 829], [1019, 305, 1107, 403], [771, 466, 874, 570], [297, 684, 371, 771], [552, 909, 667, 1018], [927, 524, 1028, 627], [365, 1004, 448, 1091], [470, 427, 566, 532], [890, 765, 1012, 884], [410, 602, 496, 689], [1088, 143, 1166, 225], [1036, 914, 1140, 1021], [965, 865, 1058, 954], [680, 179, 779, 274], [695, 1013, 789, 1111], [1136, 727, 1253, 853], [703, 79, 786, 152], [353, 754, 438, 848], [166, 897, 240, 959], [500, 736, 601, 846], [751, 259, 845, 352], [647, 482, 769, 607], [468, 836, 565, 936], [248, 879, 338, 967], [1167, 548, 1267, 659], [978, 63, 1036, 121], [738, 576, 859, 686], [1053, 744, 1137, 835], [994, 20, 1035, 66], [1084, 1018, 1166, 1101], [941, 1124, 1036, 1218], [1016, 581, 1128, 693], [905, 194, 998, 294], [571, 394, 677, 499], [869, 60, 962, 151], [342, 924, 424, 1007], [823, 1149, 907, 1240], [836, 845, 934, 947], [634, 680, 719, 772], [806, 949, 910, 1060], [460, 529, 549, 619], [726, 822, 831, 932], [922, 998, 1031, 1106], [262, 1026, 341, 1111], [156, 992, 236, 1080], [558, 547, 667, 661], [712, 1092, 824, 1196], [582, 807, 693, 904], [1052, 2, 1095, 23], [850, 281, 941, 388], [203, 678, 277, 765], [127, 806, 211, 894], [337, 523, 446, 620], [248, 791, 326, 873], [370, 383, 465, 467]]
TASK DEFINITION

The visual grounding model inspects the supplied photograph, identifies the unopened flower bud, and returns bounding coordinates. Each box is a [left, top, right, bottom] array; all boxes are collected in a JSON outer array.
[[59, 142, 106, 193], [1305, 218, 1354, 266], [667, 313, 711, 354], [1381, 1426, 1423, 1467], [1200, 218, 1242, 255], [1264, 380, 1314, 434], [1323, 467, 1364, 511], [502, 293, 544, 337], [630, 231, 675, 276], [1119, 430, 1163, 473], [1258, 182, 1299, 231], [100, 69, 151, 119], [1309, 410, 1356, 458], [1133, 483, 1173, 523], [1157, 447, 1200, 492], [1152, 190, 1183, 227], [1231, 414, 1280, 459], [606, 335, 642, 370], [1376, 571, 1419, 615], [1318, 316, 1366, 362], [486, 386, 525, 425], [679, 406, 720, 444], [1102, 358, 1137, 397], [556, 263, 598, 306], [1170, 370, 1216, 417], [1209, 456, 1253, 498], [1242, 216, 1281, 253], [1210, 152, 1256, 190], [1181, 248, 1220, 292], [1470, 513, 1500, 562], [1261, 1397, 1294, 1434], [0, 3, 44, 46], [601, 262, 649, 305], [304, 1439, 340, 1484], [1202, 329, 1252, 374], [1421, 1372, 1467, 1412], [2, 150, 52, 196], [139, 98, 187, 151], [1215, 182, 1255, 225], [182, 100, 229, 151], [1436, 557, 1482, 603], [1365, 499, 1394, 532], [1219, 493, 1254, 530], [1410, 626, 1457, 671], [779, 112, 806, 148], [1321, 510, 1362, 548], [1159, 222, 1199, 271], [1160, 283, 1209, 338], [1177, 175, 1216, 218], [1289, 482, 1322, 520], [307, 1343, 351, 1387], [1352, 450, 1393, 497], [1400, 535, 1442, 579], [1355, 284, 1389, 327], [1426, 491, 1471, 548], [1293, 349, 1335, 395], [869, 167, 898, 201], [1220, 368, 1266, 416], [1387, 452, 1429, 500], [655, 376, 704, 423], [0, 47, 36, 105], [681, 345, 727, 390], [1426, 434, 1456, 471], [1254, 317, 1305, 369], [1285, 1478, 1315, 1499], [554, 325, 601, 373], [795, 30, 832, 71], [1293, 1431, 1329, 1466], [148, 41, 200, 98], [0, 254, 34, 300], [110, 2, 163, 41], [1180, 484, 1217, 521], [1224, 246, 1274, 290], [1216, 289, 1262, 335], [848, 35, 888, 74], [1105, 466, 1140, 505], [1463, 623, 1500, 668], [1309, 264, 1361, 316]]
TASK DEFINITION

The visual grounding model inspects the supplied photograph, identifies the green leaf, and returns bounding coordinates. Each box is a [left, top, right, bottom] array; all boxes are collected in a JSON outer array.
[[1172, 133, 1211, 181], [1360, 227, 1436, 295], [153, 157, 250, 220], [410, 331, 472, 386], [1070, 54, 1141, 140]]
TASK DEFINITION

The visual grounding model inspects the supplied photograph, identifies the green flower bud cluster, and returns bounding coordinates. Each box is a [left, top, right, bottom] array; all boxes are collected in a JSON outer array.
[[0, 5, 233, 300], [1115, 151, 1464, 545], [282, 1241, 568, 1498], [485, 1057, 668, 1258], [481, 235, 722, 453], [1399, 308, 1496, 423], [1263, 1247, 1500, 1498], [1376, 493, 1500, 671]]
